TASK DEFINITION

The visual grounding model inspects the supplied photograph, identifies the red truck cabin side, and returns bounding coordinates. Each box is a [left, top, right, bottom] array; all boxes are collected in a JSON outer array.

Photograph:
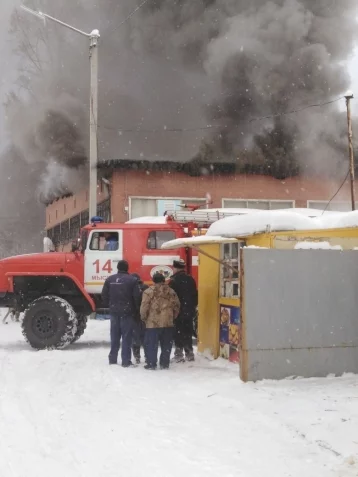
[[81, 222, 197, 294]]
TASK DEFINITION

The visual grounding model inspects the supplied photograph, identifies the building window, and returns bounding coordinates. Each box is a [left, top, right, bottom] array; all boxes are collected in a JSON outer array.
[[53, 225, 61, 247], [131, 198, 157, 218], [74, 199, 76, 209], [85, 190, 89, 202], [147, 231, 176, 250], [220, 242, 243, 298], [90, 231, 119, 251], [48, 214, 51, 224], [60, 220, 70, 244], [222, 199, 294, 210], [97, 199, 111, 223], [80, 210, 89, 226], [56, 210, 58, 219], [307, 200, 357, 212], [64, 204, 67, 214], [130, 197, 207, 219], [69, 214, 81, 241]]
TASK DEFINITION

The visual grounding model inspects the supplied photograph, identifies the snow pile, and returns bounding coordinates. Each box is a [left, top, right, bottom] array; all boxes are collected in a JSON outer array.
[[207, 209, 358, 238], [244, 245, 269, 249], [284, 208, 341, 218], [294, 241, 343, 251], [320, 210, 358, 229], [207, 210, 320, 237]]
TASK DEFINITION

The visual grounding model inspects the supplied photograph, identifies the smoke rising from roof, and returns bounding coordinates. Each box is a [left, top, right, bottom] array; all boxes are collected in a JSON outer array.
[[0, 0, 357, 243]]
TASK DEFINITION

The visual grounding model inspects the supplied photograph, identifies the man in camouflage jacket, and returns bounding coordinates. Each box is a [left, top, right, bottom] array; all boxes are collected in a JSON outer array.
[[140, 272, 180, 370]]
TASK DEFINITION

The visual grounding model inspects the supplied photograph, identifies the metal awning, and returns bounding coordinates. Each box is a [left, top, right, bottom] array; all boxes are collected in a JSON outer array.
[[161, 235, 240, 273], [161, 235, 239, 250]]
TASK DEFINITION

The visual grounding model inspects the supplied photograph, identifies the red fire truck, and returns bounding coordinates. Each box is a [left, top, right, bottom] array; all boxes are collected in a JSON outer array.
[[0, 209, 247, 350]]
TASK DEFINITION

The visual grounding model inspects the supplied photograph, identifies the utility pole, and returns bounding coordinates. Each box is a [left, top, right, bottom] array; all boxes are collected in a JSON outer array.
[[89, 30, 100, 220], [345, 91, 355, 211], [20, 5, 100, 220]]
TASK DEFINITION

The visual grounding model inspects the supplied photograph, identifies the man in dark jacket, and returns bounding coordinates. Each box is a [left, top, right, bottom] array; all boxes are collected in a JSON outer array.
[[131, 273, 149, 364], [169, 259, 198, 362], [102, 260, 141, 367]]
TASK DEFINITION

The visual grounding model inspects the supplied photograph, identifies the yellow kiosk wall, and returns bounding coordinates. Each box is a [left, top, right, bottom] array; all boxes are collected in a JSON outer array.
[[197, 245, 220, 358], [246, 227, 358, 249]]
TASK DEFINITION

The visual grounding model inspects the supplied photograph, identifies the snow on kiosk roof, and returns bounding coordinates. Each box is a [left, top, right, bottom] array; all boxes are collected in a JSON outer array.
[[207, 210, 320, 238], [207, 210, 358, 238], [161, 210, 358, 250]]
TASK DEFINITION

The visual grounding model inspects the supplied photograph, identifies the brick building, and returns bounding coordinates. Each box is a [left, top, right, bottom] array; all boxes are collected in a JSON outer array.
[[46, 159, 357, 248]]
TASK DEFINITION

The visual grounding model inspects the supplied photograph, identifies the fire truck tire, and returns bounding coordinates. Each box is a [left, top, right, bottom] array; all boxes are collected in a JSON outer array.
[[71, 314, 88, 343], [21, 296, 78, 350]]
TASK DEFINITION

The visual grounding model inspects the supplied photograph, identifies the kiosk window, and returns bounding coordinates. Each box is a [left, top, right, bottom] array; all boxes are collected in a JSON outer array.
[[221, 242, 241, 298], [90, 231, 119, 251], [147, 231, 176, 250]]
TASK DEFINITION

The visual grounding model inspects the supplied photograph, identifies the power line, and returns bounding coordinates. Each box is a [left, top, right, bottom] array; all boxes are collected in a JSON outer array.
[[322, 169, 350, 215], [99, 95, 344, 134], [248, 96, 344, 122], [102, 124, 218, 133], [118, 0, 152, 28]]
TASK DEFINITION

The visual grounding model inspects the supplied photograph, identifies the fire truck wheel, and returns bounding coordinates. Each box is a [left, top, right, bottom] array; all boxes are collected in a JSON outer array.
[[21, 296, 78, 350], [71, 314, 88, 343]]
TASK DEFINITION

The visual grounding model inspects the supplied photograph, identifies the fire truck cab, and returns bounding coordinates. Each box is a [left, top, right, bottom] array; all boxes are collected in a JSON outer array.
[[81, 217, 199, 294]]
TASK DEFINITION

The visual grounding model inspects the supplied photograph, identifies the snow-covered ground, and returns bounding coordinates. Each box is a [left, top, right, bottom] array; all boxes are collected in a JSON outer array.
[[0, 317, 357, 477]]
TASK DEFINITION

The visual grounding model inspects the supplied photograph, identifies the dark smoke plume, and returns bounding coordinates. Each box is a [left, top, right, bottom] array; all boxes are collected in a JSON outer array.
[[1, 0, 358, 234]]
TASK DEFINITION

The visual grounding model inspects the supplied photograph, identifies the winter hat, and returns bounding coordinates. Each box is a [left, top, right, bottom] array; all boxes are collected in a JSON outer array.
[[173, 259, 186, 269], [117, 260, 129, 272], [153, 272, 165, 284]]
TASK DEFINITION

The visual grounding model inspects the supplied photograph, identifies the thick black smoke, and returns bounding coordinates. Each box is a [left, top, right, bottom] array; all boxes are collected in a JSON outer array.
[[2, 0, 358, 209]]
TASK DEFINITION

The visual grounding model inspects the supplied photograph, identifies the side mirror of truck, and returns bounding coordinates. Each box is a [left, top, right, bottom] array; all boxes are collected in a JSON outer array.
[[43, 237, 55, 253], [71, 239, 81, 253]]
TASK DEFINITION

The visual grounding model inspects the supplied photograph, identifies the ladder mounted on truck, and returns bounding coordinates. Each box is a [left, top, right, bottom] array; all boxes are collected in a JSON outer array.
[[166, 208, 258, 226], [126, 208, 259, 228]]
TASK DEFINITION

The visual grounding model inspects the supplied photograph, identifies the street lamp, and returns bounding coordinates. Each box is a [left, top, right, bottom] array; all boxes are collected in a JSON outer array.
[[19, 5, 100, 219]]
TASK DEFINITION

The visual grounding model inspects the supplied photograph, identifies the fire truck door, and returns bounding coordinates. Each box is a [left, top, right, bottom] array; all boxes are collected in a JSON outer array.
[[84, 229, 123, 294]]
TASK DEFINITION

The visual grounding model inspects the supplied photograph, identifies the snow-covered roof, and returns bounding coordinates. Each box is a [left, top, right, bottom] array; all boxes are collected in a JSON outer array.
[[207, 210, 318, 237], [284, 208, 340, 217], [326, 210, 358, 228], [207, 209, 358, 238], [161, 209, 358, 250]]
